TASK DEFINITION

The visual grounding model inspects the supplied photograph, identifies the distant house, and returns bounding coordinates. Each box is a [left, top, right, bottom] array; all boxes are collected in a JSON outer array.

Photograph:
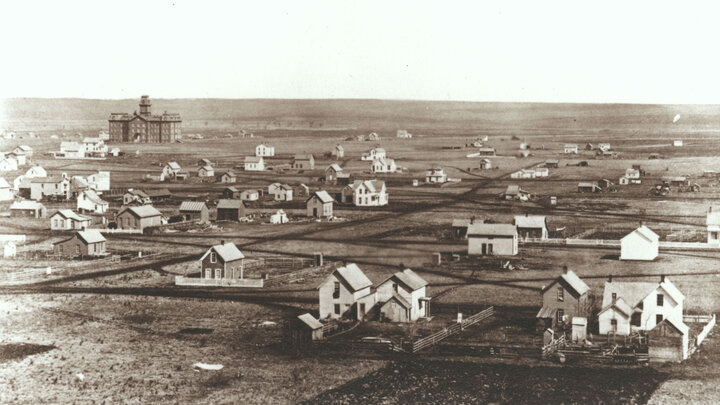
[[217, 171, 237, 183], [361, 148, 386, 161], [272, 184, 294, 201], [270, 209, 289, 224], [625, 168, 641, 179], [53, 230, 106, 257], [511, 169, 536, 179], [244, 156, 265, 171], [333, 144, 344, 159], [50, 209, 92, 230], [163, 162, 182, 178], [425, 167, 447, 183], [706, 206, 720, 245], [82, 137, 107, 157], [620, 225, 659, 261], [396, 129, 412, 139], [318, 263, 376, 320], [536, 270, 590, 331], [110, 147, 121, 157], [241, 189, 260, 201], [25, 166, 47, 178], [585, 143, 595, 151], [598, 179, 613, 189], [292, 154, 315, 170], [123, 189, 151, 206], [116, 205, 163, 231], [6, 152, 25, 166], [376, 269, 429, 322], [478, 159, 492, 170], [0, 178, 13, 201], [87, 171, 110, 191], [519, 142, 528, 150], [673, 140, 683, 147], [216, 199, 246, 221], [289, 313, 324, 347], [295, 183, 309, 197], [13, 145, 33, 157], [502, 185, 530, 201], [325, 163, 343, 184], [477, 147, 496, 156], [0, 156, 18, 171], [545, 159, 559, 168], [564, 144, 579, 154], [577, 182, 600, 193], [10, 200, 46, 218], [347, 180, 388, 207], [198, 165, 215, 178], [371, 157, 397, 174], [199, 242, 245, 280], [77, 189, 109, 214], [179, 201, 209, 222], [514, 215, 548, 239], [467, 223, 518, 256], [534, 167, 549, 177], [367, 132, 380, 141], [255, 143, 275, 157], [223, 186, 241, 199], [452, 217, 481, 239], [197, 158, 214, 167], [598, 143, 611, 151], [30, 176, 71, 201], [146, 188, 172, 202], [599, 276, 685, 337], [518, 149, 531, 158], [336, 172, 351, 186], [4, 242, 16, 258], [307, 190, 334, 218], [58, 142, 85, 158]]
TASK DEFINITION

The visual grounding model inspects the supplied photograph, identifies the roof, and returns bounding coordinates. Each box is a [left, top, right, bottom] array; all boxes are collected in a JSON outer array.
[[381, 294, 412, 309], [653, 317, 689, 335], [200, 165, 214, 172], [327, 163, 342, 172], [543, 270, 590, 296], [82, 137, 101, 143], [623, 225, 659, 243], [220, 171, 236, 177], [514, 215, 546, 229], [373, 148, 386, 153], [10, 200, 45, 210], [0, 178, 9, 188], [217, 199, 245, 210], [16, 145, 32, 152], [391, 269, 428, 291], [71, 177, 89, 188], [52, 209, 89, 221], [179, 201, 207, 212], [60, 141, 82, 151], [572, 317, 587, 326], [578, 182, 598, 188], [166, 162, 181, 170], [310, 190, 334, 203], [334, 263, 372, 292], [467, 223, 517, 237], [599, 297, 633, 318], [294, 154, 314, 161], [245, 156, 263, 163], [77, 230, 106, 244], [225, 186, 239, 192], [297, 313, 323, 330], [30, 176, 66, 184], [601, 281, 660, 310], [504, 185, 521, 195], [119, 205, 162, 218], [207, 242, 245, 262], [198, 158, 212, 164], [126, 189, 150, 198], [353, 179, 385, 193], [81, 190, 107, 205], [536, 306, 554, 318], [478, 147, 496, 152]]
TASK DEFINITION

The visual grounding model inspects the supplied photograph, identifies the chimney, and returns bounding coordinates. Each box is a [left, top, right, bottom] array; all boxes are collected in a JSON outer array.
[[608, 274, 613, 283], [470, 216, 475, 225], [562, 265, 568, 273], [220, 239, 225, 245], [660, 274, 665, 283]]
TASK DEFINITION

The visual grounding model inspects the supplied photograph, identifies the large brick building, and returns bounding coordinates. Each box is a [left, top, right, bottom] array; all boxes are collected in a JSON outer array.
[[108, 95, 181, 143]]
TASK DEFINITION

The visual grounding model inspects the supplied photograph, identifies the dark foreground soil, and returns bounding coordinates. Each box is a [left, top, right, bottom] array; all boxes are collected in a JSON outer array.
[[303, 359, 668, 405], [0, 344, 55, 363]]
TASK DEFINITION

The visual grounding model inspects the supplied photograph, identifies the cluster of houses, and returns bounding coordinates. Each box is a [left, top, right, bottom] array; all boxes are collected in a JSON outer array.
[[51, 138, 108, 159], [0, 145, 33, 172], [537, 269, 692, 361]]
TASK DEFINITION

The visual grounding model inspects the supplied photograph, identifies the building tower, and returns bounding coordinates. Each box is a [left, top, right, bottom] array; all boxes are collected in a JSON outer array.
[[139, 95, 152, 116]]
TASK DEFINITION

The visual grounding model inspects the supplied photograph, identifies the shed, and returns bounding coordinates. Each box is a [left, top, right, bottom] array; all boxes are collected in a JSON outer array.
[[307, 191, 334, 218], [179, 201, 209, 223], [216, 199, 246, 221], [620, 225, 659, 261], [648, 317, 689, 362], [572, 317, 588, 342]]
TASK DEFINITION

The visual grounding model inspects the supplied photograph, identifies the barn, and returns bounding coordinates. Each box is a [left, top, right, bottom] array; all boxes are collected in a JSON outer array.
[[216, 199, 246, 221], [179, 201, 209, 223]]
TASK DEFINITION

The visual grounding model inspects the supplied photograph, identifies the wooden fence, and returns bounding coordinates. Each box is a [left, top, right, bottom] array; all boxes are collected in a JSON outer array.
[[411, 306, 494, 353], [694, 314, 716, 346], [521, 238, 720, 251], [174, 275, 263, 288]]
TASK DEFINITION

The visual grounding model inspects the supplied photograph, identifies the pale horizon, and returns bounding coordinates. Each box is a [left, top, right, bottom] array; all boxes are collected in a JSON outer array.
[[2, 1, 720, 105]]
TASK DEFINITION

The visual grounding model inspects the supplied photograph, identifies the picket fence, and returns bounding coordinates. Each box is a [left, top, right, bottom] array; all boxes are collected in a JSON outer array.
[[411, 306, 494, 353]]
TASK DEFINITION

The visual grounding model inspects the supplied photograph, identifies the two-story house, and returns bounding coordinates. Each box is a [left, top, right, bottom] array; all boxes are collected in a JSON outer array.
[[77, 189, 109, 214], [376, 269, 429, 322], [255, 143, 275, 157], [361, 147, 386, 161], [318, 263, 376, 320], [30, 176, 71, 201], [371, 157, 397, 174], [536, 269, 590, 331]]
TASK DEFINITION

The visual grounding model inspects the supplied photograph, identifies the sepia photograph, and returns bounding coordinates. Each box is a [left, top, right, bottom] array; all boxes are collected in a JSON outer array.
[[2, 1, 720, 403]]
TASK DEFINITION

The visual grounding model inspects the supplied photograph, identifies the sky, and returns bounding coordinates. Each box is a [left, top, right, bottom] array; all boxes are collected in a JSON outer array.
[[1, 1, 720, 103]]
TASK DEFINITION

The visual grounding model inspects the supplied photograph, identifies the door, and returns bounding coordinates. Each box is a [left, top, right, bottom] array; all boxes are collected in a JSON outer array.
[[215, 268, 222, 279], [359, 303, 366, 317], [488, 243, 494, 255], [481, 243, 487, 255], [205, 268, 211, 279], [313, 208, 317, 217]]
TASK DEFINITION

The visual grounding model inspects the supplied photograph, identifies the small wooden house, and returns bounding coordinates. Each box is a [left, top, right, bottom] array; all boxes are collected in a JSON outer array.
[[200, 242, 245, 280], [223, 186, 241, 199], [50, 209, 92, 231], [198, 165, 215, 178], [648, 317, 689, 362], [216, 199, 246, 221], [179, 201, 209, 223], [217, 171, 237, 183], [307, 190, 334, 218], [620, 225, 659, 261], [577, 182, 600, 193], [325, 164, 343, 184], [536, 270, 590, 331], [467, 223, 518, 256], [116, 205, 163, 231], [514, 215, 548, 239], [53, 230, 106, 257], [292, 154, 315, 170], [10, 200, 46, 218]]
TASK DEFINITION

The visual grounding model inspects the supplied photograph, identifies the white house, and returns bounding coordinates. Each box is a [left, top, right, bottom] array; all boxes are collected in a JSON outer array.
[[50, 209, 92, 230], [77, 189, 109, 214], [82, 138, 107, 157], [0, 157, 18, 171], [163, 162, 182, 178], [425, 167, 447, 183], [534, 167, 549, 177], [87, 171, 110, 192], [371, 157, 397, 174], [625, 168, 641, 179], [396, 129, 412, 139], [270, 209, 289, 224], [273, 184, 293, 201], [376, 269, 429, 322], [350, 180, 388, 207], [673, 140, 683, 147], [598, 276, 685, 336], [510, 169, 537, 179], [13, 145, 33, 157], [467, 223, 518, 256], [7, 152, 25, 166], [25, 165, 47, 178], [244, 156, 265, 171], [620, 225, 659, 261], [564, 144, 579, 154], [514, 215, 548, 240], [240, 189, 260, 201], [318, 263, 376, 320], [598, 143, 611, 151], [255, 143, 275, 157], [0, 178, 13, 201], [198, 165, 215, 177], [707, 206, 720, 244], [59, 141, 86, 158], [361, 147, 386, 161]]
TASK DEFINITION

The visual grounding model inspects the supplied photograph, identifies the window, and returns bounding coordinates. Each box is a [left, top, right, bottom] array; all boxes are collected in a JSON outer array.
[[611, 292, 617, 301], [556, 309, 564, 321], [656, 294, 664, 306], [360, 303, 366, 316], [393, 283, 398, 294], [333, 282, 340, 299], [557, 287, 564, 302], [210, 252, 217, 263], [656, 314, 663, 324], [611, 319, 617, 330], [631, 312, 641, 326], [334, 304, 340, 315]]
